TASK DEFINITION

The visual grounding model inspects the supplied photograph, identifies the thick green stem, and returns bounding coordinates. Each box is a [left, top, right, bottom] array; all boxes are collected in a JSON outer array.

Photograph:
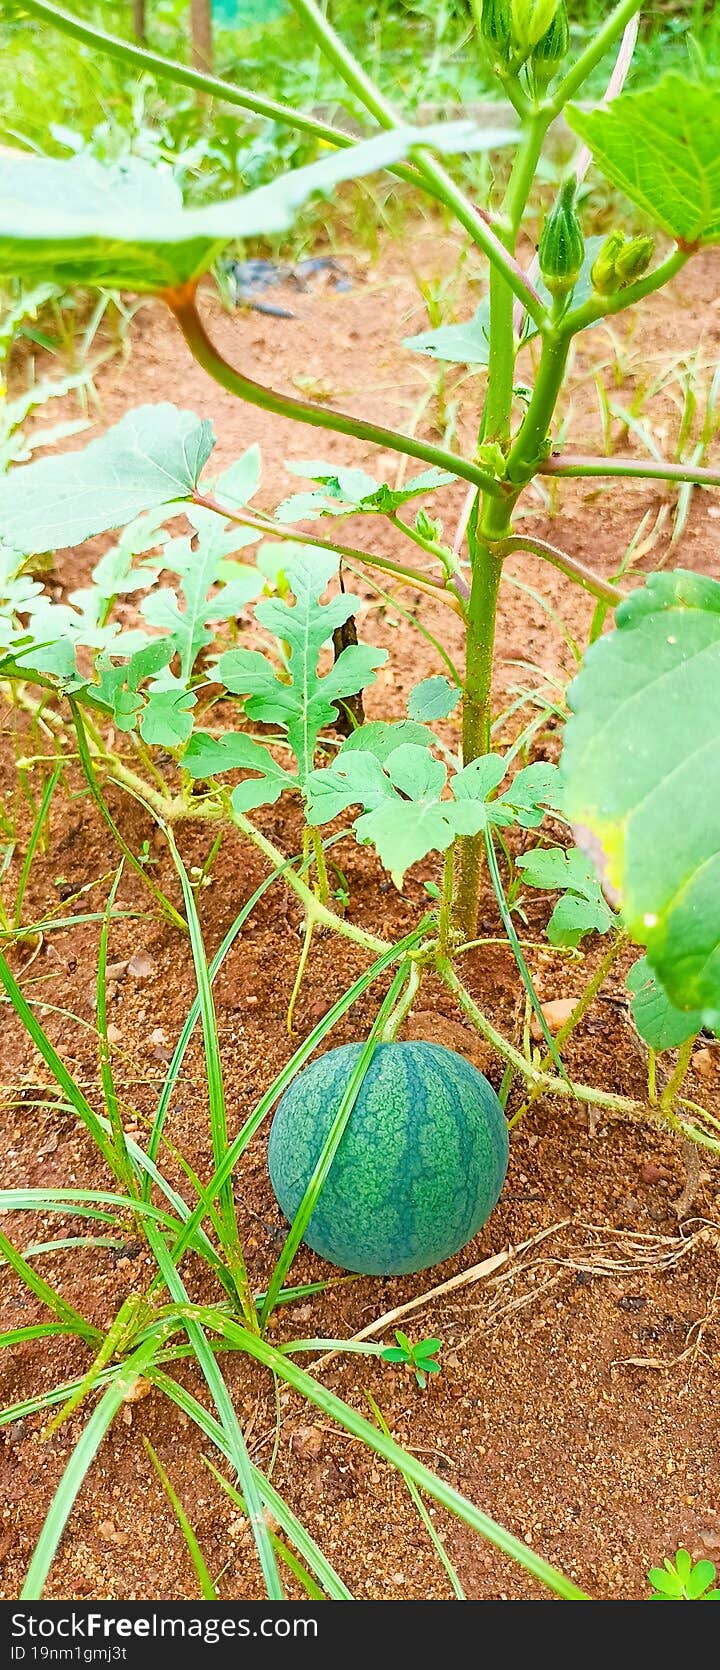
[[167, 288, 501, 498], [453, 495, 510, 938], [506, 330, 571, 483]]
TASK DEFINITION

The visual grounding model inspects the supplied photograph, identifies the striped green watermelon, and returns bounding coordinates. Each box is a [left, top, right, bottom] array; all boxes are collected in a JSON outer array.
[[267, 1040, 508, 1276]]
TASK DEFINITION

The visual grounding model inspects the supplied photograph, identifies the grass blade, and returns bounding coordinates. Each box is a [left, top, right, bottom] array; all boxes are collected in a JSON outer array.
[[13, 758, 63, 930], [70, 702, 187, 934], [0, 1227, 100, 1344], [20, 1333, 160, 1599], [143, 1438, 217, 1599], [152, 1372, 351, 1599], [203, 1458, 325, 1601], [162, 828, 251, 1321], [364, 1392, 465, 1599], [143, 1220, 283, 1601]]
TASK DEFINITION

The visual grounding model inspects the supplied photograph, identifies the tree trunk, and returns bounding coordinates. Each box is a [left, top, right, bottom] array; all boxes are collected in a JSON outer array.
[[132, 0, 146, 43], [190, 0, 213, 73]]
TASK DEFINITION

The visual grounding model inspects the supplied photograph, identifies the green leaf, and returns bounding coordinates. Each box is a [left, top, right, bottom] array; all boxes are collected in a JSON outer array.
[[339, 719, 434, 759], [0, 125, 519, 292], [567, 75, 720, 245], [0, 404, 214, 555], [184, 730, 296, 810], [501, 760, 563, 827], [276, 460, 454, 522], [139, 687, 196, 747], [141, 512, 261, 682], [685, 1560, 717, 1599], [214, 445, 262, 509], [562, 569, 720, 1011], [216, 550, 386, 783], [648, 1566, 683, 1598], [626, 956, 705, 1051], [516, 845, 615, 948], [407, 676, 461, 721], [308, 742, 488, 884]]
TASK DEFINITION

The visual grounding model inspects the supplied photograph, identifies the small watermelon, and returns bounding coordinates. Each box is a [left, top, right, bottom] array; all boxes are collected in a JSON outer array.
[[267, 1040, 508, 1276]]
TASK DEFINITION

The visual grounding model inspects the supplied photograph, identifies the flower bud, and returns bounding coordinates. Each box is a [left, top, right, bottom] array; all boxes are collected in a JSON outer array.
[[614, 234, 654, 286], [590, 231, 625, 295], [538, 178, 585, 296], [479, 0, 514, 66], [531, 0, 569, 86], [511, 0, 559, 61]]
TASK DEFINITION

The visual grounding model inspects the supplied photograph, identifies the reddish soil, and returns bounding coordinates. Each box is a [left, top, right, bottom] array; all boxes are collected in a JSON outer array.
[[1, 234, 719, 1601]]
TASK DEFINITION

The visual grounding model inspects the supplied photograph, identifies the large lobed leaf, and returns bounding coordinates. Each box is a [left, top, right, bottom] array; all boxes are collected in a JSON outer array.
[[0, 404, 215, 554], [562, 569, 720, 1016], [567, 75, 720, 246], [0, 123, 518, 292]]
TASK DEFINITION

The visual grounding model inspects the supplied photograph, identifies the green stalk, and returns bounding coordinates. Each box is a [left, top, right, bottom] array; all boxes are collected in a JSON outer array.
[[453, 494, 510, 938], [168, 290, 502, 498], [539, 452, 720, 490], [506, 330, 571, 483], [561, 249, 688, 337]]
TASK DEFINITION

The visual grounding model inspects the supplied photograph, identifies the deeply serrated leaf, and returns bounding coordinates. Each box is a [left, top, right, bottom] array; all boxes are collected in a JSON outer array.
[[567, 75, 720, 245], [562, 569, 720, 1010], [216, 551, 385, 782], [184, 729, 296, 809]]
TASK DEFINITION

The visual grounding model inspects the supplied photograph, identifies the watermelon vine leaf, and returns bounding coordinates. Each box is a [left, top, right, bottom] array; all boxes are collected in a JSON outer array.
[[213, 549, 387, 788], [275, 460, 454, 523], [407, 676, 462, 721], [516, 845, 615, 948]]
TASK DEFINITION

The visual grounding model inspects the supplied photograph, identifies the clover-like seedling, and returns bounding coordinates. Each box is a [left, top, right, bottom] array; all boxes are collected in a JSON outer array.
[[647, 1549, 720, 1600], [382, 1330, 442, 1389]]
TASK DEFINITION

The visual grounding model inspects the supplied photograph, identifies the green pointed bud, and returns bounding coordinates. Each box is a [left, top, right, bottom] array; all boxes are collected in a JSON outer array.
[[591, 231, 625, 296], [511, 0, 559, 62], [479, 0, 514, 66], [614, 234, 654, 287], [538, 178, 585, 296], [531, 0, 569, 86]]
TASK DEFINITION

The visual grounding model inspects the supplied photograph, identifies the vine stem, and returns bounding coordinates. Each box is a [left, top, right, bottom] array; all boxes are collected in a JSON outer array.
[[379, 960, 421, 1041], [8, 676, 391, 956], [164, 284, 502, 499], [508, 931, 630, 1128], [435, 956, 643, 1115]]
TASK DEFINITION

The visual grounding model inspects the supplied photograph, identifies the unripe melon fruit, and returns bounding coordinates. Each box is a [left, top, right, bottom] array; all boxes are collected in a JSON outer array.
[[267, 1040, 508, 1276]]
